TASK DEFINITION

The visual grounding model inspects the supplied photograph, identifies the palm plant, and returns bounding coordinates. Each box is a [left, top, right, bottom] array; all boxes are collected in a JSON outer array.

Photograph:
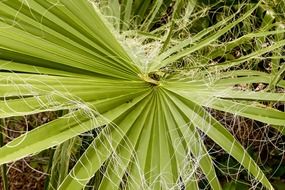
[[0, 0, 284, 189]]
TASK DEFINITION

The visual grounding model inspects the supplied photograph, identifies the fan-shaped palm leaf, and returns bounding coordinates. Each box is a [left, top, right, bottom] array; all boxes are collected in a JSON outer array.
[[0, 1, 284, 189]]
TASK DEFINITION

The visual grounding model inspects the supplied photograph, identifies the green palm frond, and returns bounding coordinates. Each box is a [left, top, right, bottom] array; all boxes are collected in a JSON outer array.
[[0, 1, 284, 190]]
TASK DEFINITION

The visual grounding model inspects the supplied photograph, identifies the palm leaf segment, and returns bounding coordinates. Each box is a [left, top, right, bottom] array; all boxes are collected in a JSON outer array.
[[0, 1, 284, 189]]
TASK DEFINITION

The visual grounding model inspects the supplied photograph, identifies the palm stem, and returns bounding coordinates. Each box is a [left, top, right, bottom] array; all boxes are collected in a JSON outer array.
[[0, 119, 8, 190], [44, 110, 68, 190], [44, 148, 55, 190]]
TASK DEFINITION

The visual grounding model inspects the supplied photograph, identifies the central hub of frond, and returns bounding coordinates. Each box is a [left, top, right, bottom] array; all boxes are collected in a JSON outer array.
[[139, 73, 160, 86]]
